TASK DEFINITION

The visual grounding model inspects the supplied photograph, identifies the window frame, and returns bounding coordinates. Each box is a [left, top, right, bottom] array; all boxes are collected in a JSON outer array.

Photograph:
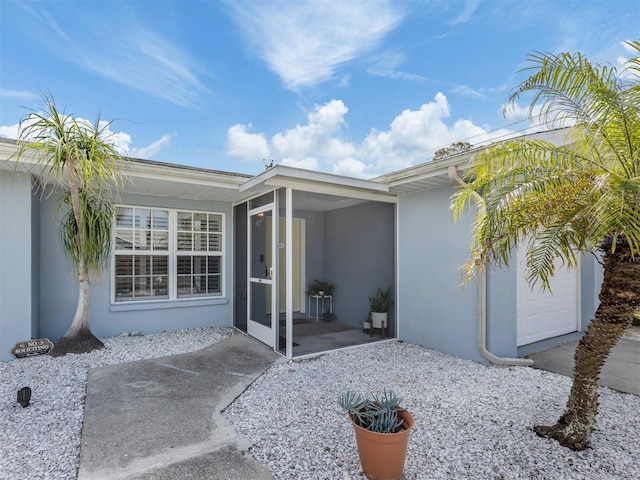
[[111, 205, 225, 304]]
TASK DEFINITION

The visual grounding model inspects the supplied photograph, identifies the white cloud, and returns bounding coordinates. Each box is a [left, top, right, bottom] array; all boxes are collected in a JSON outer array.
[[503, 102, 533, 122], [451, 0, 481, 25], [357, 93, 515, 175], [0, 123, 19, 139], [451, 84, 486, 99], [332, 157, 368, 177], [98, 28, 207, 108], [281, 156, 319, 170], [22, 7, 207, 108], [0, 116, 171, 159], [366, 50, 429, 83], [621, 40, 637, 53], [226, 94, 518, 178], [225, 0, 405, 90], [131, 133, 175, 159], [102, 128, 132, 155], [368, 69, 428, 83], [503, 101, 574, 132], [226, 124, 270, 160], [271, 100, 353, 159], [0, 89, 38, 100]]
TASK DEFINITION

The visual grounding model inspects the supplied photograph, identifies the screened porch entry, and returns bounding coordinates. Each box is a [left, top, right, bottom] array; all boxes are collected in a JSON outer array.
[[233, 172, 396, 359]]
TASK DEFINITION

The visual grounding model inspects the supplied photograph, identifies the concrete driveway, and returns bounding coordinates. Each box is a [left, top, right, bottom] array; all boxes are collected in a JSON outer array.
[[527, 335, 640, 396]]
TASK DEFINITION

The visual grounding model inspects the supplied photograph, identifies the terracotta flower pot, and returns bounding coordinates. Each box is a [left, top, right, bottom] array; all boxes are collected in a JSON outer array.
[[350, 409, 414, 480]]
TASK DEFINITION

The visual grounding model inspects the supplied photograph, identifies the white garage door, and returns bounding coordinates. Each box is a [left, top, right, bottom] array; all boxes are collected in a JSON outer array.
[[517, 250, 580, 346]]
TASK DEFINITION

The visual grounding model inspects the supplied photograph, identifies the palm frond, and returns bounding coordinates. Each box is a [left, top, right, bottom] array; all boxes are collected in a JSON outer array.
[[454, 45, 639, 289], [13, 95, 127, 279], [59, 190, 114, 278]]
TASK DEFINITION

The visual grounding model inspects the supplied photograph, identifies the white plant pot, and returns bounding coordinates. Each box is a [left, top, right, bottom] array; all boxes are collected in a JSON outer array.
[[371, 312, 387, 329]]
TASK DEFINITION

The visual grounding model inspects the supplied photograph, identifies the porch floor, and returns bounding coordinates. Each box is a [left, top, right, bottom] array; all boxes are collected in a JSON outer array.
[[283, 319, 387, 356]]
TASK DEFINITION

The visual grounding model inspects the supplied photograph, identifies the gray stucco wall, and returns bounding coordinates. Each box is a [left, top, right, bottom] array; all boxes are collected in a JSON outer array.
[[296, 209, 324, 295], [31, 181, 40, 339], [486, 261, 518, 358], [38, 191, 235, 341], [324, 201, 395, 331], [397, 186, 486, 362], [399, 185, 603, 363], [0, 172, 35, 361]]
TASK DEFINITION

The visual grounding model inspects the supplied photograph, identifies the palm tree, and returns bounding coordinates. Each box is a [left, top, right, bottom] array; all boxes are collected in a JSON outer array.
[[451, 42, 640, 451], [14, 95, 127, 356]]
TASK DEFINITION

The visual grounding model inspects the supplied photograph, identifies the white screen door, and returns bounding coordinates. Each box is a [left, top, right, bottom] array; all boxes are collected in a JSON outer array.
[[247, 204, 276, 347]]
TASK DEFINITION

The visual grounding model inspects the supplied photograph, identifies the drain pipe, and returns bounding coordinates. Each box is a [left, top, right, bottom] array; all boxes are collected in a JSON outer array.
[[448, 165, 533, 366]]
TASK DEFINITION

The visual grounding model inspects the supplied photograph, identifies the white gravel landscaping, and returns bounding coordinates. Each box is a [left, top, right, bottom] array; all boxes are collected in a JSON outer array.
[[1, 329, 638, 480], [224, 341, 640, 480]]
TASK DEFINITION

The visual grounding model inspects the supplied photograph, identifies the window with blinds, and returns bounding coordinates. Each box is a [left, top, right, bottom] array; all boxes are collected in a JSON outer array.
[[113, 206, 224, 303], [176, 211, 222, 298]]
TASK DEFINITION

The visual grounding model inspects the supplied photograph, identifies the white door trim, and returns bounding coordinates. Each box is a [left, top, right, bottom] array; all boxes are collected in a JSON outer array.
[[247, 202, 277, 348]]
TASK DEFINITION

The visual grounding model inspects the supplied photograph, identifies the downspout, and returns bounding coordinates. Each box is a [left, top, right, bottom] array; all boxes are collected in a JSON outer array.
[[448, 165, 533, 366]]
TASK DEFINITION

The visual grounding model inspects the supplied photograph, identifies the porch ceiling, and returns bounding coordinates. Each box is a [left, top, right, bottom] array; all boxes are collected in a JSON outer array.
[[291, 191, 367, 212]]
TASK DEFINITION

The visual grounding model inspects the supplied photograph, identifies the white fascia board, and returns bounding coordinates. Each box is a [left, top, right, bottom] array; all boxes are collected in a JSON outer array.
[[378, 152, 474, 188], [239, 164, 390, 194], [126, 160, 248, 191], [0, 141, 47, 175], [0, 139, 17, 160], [0, 139, 249, 192]]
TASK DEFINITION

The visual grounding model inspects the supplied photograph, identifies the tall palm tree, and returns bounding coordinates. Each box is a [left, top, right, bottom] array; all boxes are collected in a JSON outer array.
[[451, 42, 640, 451], [14, 95, 127, 356]]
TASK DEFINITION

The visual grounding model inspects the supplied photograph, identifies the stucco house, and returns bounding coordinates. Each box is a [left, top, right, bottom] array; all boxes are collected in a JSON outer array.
[[0, 129, 602, 362]]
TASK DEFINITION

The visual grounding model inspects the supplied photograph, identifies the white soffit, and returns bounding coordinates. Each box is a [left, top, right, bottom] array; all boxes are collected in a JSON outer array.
[[377, 153, 473, 195], [376, 128, 571, 195]]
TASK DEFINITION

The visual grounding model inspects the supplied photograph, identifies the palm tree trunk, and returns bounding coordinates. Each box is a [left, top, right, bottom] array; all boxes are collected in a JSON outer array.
[[67, 258, 91, 337], [50, 259, 104, 356], [534, 244, 639, 450]]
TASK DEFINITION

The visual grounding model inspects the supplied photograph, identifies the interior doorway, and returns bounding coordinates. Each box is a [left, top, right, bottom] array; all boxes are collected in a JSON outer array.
[[266, 217, 305, 314]]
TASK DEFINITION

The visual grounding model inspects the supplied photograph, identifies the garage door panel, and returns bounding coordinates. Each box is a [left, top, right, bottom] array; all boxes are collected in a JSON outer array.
[[517, 250, 579, 346]]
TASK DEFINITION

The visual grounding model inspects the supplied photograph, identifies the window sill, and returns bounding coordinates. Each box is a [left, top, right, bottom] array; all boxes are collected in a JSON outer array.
[[110, 297, 228, 312]]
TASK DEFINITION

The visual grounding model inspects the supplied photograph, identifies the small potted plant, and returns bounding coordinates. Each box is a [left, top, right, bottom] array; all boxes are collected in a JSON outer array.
[[338, 390, 414, 480], [308, 279, 334, 322], [307, 279, 334, 297], [368, 287, 393, 337]]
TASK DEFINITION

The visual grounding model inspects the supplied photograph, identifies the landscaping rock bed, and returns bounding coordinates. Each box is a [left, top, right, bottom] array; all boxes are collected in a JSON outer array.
[[225, 342, 640, 480], [1, 329, 638, 479]]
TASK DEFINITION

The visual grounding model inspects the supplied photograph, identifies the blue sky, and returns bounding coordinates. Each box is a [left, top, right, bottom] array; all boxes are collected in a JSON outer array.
[[1, 0, 638, 178]]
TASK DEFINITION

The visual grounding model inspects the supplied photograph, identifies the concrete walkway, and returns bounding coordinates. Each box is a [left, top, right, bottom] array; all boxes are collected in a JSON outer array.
[[527, 337, 640, 395], [77, 334, 280, 480]]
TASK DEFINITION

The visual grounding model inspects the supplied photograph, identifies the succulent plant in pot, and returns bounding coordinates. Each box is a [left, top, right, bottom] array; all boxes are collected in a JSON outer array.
[[338, 390, 414, 480]]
